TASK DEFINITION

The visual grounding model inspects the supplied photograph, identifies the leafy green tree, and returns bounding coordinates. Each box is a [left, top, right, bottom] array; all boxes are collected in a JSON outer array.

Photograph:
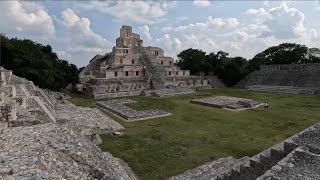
[[247, 43, 310, 71], [176, 48, 248, 86], [176, 48, 207, 74], [0, 34, 80, 91]]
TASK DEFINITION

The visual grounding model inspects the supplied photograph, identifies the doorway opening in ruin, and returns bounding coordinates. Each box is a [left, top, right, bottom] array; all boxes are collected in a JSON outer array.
[[126, 71, 129, 76]]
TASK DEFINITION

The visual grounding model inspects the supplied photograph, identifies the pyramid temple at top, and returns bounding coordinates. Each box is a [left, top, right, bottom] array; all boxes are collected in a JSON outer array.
[[79, 25, 224, 98]]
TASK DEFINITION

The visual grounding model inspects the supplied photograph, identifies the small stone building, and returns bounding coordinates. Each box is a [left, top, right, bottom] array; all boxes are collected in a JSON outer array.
[[79, 25, 223, 98]]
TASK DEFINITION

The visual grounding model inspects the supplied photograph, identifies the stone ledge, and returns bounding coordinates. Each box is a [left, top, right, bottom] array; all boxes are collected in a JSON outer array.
[[97, 99, 171, 121]]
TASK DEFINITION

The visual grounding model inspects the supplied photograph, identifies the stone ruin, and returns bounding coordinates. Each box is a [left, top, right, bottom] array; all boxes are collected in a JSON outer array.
[[2, 66, 320, 179], [97, 99, 171, 121], [79, 25, 224, 99], [191, 96, 262, 111], [238, 63, 320, 94], [0, 67, 137, 180], [170, 122, 320, 180]]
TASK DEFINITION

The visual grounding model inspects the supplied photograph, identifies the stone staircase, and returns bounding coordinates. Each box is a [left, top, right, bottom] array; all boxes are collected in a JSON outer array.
[[170, 121, 320, 180], [205, 76, 225, 88], [212, 122, 320, 180], [246, 85, 318, 94], [135, 47, 167, 89]]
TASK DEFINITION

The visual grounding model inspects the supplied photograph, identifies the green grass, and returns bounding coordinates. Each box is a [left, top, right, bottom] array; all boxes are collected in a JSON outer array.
[[70, 88, 320, 180]]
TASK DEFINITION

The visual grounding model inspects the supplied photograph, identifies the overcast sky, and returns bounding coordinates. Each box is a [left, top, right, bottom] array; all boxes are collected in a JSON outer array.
[[1, 0, 319, 67]]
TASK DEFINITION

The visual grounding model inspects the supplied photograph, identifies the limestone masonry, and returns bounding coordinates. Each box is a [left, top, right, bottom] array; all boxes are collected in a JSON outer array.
[[97, 99, 171, 121], [2, 66, 320, 179], [79, 25, 224, 98], [191, 96, 262, 111], [0, 67, 137, 180], [238, 63, 320, 94]]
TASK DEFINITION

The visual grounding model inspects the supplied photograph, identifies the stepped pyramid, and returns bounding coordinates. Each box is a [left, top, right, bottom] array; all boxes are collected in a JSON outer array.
[[79, 25, 224, 98]]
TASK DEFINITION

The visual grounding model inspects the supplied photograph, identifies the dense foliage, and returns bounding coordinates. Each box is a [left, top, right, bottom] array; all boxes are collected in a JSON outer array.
[[177, 49, 248, 86], [176, 43, 320, 86], [247, 43, 320, 72], [0, 34, 80, 90]]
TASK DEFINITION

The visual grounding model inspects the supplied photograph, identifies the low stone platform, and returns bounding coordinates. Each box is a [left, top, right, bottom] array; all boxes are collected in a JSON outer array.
[[142, 88, 195, 97], [97, 99, 171, 121], [191, 96, 262, 111]]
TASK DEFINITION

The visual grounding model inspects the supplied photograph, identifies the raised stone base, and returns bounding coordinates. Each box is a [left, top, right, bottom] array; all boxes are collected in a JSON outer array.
[[97, 99, 171, 121], [191, 96, 262, 111]]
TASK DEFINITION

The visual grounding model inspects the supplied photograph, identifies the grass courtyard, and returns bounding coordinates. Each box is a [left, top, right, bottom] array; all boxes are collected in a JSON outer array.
[[70, 88, 320, 180]]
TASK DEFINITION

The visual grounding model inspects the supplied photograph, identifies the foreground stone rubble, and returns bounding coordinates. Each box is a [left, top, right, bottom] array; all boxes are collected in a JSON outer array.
[[0, 67, 136, 180]]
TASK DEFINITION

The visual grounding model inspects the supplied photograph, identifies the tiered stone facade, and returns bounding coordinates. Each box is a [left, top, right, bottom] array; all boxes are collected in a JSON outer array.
[[79, 25, 223, 98]]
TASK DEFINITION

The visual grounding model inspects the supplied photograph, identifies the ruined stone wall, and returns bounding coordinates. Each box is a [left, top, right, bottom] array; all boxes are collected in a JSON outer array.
[[260, 63, 320, 71], [239, 63, 320, 88]]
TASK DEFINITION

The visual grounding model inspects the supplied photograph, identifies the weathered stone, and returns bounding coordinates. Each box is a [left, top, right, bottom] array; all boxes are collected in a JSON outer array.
[[238, 63, 320, 94], [97, 99, 171, 121], [78, 25, 222, 98], [191, 96, 262, 111], [0, 67, 137, 180]]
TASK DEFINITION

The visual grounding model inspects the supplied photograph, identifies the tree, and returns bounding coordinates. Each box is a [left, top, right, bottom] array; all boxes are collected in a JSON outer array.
[[0, 34, 80, 91], [176, 49, 248, 86], [176, 48, 207, 74], [247, 43, 309, 71]]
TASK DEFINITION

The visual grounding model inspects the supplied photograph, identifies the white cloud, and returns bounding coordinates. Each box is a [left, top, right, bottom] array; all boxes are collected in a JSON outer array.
[[139, 25, 152, 41], [248, 2, 306, 39], [234, 31, 249, 42], [311, 29, 319, 39], [193, 0, 210, 7], [161, 26, 174, 32], [317, 1, 320, 10], [78, 1, 173, 24], [61, 8, 111, 52], [174, 37, 182, 50], [56, 50, 72, 61], [0, 1, 55, 39], [60, 8, 112, 65], [246, 8, 267, 16]]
